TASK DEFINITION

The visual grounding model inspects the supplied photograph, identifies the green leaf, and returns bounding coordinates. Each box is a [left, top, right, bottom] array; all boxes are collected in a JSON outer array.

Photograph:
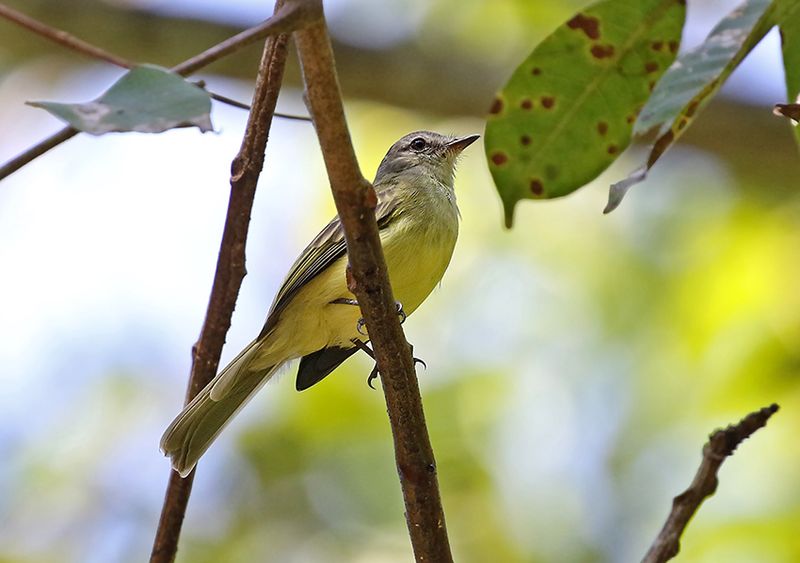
[[484, 0, 685, 228], [606, 0, 775, 213], [28, 65, 213, 135], [776, 0, 800, 148]]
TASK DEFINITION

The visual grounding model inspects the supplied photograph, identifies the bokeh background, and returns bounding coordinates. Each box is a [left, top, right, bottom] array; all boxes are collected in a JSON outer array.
[[2, 1, 799, 561]]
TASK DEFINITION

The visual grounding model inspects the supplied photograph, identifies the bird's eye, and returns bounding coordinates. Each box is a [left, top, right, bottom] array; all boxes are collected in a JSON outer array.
[[409, 137, 427, 152]]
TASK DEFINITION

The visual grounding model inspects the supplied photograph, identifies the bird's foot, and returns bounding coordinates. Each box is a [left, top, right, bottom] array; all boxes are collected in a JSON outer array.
[[356, 301, 406, 335], [351, 339, 426, 389], [367, 364, 380, 389]]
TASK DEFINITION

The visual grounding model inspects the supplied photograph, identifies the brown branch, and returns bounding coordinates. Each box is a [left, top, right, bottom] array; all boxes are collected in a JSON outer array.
[[0, 1, 308, 120], [643, 403, 780, 563], [0, 3, 132, 67], [293, 6, 453, 563], [774, 103, 800, 122], [0, 1, 312, 183], [149, 6, 290, 563], [170, 0, 315, 77]]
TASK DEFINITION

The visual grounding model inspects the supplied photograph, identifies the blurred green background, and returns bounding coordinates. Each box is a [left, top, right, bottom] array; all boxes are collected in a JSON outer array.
[[1, 1, 799, 562]]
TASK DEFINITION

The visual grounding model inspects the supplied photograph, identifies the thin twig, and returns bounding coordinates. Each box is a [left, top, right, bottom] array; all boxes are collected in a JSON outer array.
[[149, 7, 290, 563], [202, 87, 310, 121], [293, 5, 453, 562], [0, 3, 132, 67], [642, 403, 780, 563], [0, 1, 312, 183], [774, 103, 800, 121], [170, 0, 314, 77], [0, 3, 308, 120]]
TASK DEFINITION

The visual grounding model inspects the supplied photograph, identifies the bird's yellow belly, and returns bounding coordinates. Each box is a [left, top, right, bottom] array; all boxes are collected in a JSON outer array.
[[263, 213, 457, 358], [382, 226, 456, 315]]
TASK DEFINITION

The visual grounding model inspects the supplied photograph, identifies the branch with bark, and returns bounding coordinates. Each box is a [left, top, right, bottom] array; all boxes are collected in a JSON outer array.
[[643, 403, 780, 563], [292, 4, 453, 561], [0, 1, 309, 183], [150, 4, 291, 562], [3, 0, 455, 560]]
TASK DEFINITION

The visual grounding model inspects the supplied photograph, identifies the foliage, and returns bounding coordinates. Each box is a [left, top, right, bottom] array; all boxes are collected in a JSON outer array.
[[484, 0, 685, 226], [29, 65, 212, 135], [484, 0, 800, 222]]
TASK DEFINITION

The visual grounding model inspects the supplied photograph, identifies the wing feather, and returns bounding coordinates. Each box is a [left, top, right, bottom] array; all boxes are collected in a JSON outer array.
[[259, 183, 402, 337]]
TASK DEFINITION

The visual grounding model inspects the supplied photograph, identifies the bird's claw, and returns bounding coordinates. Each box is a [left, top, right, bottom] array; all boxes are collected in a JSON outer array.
[[356, 302, 405, 335], [365, 355, 426, 390], [367, 365, 380, 389]]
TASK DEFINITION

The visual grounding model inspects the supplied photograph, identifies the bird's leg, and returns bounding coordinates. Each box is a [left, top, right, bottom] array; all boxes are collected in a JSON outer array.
[[331, 298, 407, 335], [350, 339, 380, 389], [350, 339, 426, 389]]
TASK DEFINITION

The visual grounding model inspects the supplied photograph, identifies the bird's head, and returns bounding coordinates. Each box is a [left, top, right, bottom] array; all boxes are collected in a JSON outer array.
[[375, 131, 480, 186]]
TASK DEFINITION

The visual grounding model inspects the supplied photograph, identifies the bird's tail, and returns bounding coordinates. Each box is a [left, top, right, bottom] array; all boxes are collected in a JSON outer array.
[[160, 342, 280, 477]]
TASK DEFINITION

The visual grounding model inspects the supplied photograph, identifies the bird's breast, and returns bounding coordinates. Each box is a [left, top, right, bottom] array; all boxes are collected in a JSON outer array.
[[380, 199, 459, 316]]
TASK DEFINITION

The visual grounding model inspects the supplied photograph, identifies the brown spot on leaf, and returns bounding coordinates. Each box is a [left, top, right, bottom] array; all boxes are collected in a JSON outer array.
[[651, 40, 664, 51], [491, 152, 508, 166], [685, 100, 699, 117], [530, 179, 544, 195], [626, 114, 636, 124], [567, 13, 600, 40], [520, 135, 532, 146], [489, 97, 504, 115], [597, 121, 608, 136], [532, 67, 542, 76], [591, 44, 615, 59], [648, 130, 675, 167], [668, 40, 679, 54], [540, 96, 555, 109], [645, 61, 659, 73], [607, 144, 618, 155], [520, 98, 533, 110], [677, 117, 688, 130]]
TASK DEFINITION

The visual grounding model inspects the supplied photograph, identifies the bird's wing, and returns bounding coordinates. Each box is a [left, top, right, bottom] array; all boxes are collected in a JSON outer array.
[[295, 345, 360, 391], [259, 183, 402, 338]]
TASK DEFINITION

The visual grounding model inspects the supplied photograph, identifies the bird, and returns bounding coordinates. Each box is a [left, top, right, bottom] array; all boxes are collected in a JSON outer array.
[[160, 130, 479, 477]]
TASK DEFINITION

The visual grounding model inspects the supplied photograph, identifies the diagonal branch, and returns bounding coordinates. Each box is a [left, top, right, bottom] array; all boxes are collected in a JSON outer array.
[[149, 4, 290, 563], [293, 4, 453, 562], [0, 1, 313, 183], [642, 403, 780, 563], [0, 3, 130, 67]]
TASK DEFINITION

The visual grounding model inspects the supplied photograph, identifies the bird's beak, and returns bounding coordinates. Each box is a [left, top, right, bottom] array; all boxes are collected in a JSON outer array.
[[446, 134, 480, 154]]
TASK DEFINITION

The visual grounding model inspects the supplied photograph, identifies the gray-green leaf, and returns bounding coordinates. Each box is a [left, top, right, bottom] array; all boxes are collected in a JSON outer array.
[[28, 65, 213, 135], [606, 0, 775, 213]]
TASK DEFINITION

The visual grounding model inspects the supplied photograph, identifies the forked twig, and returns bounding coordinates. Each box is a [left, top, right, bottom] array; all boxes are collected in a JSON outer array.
[[0, 1, 310, 183], [643, 404, 780, 563], [149, 3, 293, 561]]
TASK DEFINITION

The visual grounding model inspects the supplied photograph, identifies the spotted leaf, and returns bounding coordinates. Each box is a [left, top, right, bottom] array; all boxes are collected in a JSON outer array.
[[776, 0, 800, 147], [485, 0, 685, 227], [606, 0, 776, 213]]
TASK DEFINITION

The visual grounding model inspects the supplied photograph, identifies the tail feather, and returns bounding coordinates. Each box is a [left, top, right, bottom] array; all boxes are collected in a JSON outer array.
[[160, 358, 280, 477]]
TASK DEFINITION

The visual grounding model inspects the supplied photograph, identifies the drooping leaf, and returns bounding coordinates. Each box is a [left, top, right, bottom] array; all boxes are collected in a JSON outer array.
[[606, 0, 775, 213], [485, 0, 685, 228], [28, 65, 213, 135], [776, 0, 800, 147]]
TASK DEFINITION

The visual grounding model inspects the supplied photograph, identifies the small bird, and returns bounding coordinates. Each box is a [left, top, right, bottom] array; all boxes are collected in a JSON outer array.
[[161, 130, 479, 477]]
